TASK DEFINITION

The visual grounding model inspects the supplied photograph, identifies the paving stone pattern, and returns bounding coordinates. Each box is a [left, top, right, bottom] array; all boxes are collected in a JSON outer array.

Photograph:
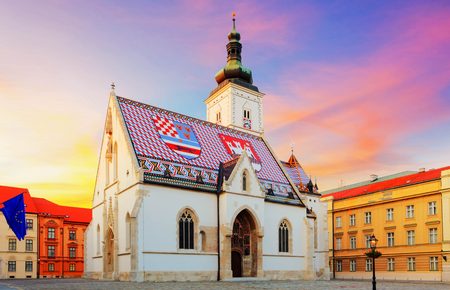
[[1, 279, 449, 290]]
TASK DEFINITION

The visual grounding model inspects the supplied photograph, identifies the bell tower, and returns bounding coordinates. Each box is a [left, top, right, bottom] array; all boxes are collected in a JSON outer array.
[[205, 13, 265, 135]]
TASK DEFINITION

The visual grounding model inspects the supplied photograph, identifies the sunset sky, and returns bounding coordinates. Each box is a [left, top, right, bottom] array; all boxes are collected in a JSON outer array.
[[1, 0, 449, 207]]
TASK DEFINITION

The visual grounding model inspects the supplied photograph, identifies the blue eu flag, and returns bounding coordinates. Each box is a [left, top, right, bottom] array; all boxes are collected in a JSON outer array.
[[1, 193, 27, 240]]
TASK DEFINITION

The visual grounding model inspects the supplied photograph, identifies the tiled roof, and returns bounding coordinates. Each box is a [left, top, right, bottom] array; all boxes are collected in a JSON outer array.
[[32, 197, 91, 223], [223, 156, 240, 180], [280, 161, 309, 188], [280, 153, 317, 194], [322, 166, 450, 201], [0, 185, 37, 213], [321, 171, 417, 195], [117, 96, 296, 200], [1, 185, 91, 223]]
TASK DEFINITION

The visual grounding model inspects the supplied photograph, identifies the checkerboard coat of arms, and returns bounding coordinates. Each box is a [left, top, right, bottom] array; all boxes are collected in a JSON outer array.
[[219, 133, 262, 172], [152, 116, 201, 160]]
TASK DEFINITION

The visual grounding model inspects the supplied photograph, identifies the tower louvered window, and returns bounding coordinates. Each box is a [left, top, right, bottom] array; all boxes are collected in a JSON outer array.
[[179, 210, 195, 249], [279, 221, 289, 253]]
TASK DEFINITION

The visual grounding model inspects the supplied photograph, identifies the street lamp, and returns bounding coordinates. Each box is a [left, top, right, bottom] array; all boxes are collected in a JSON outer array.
[[369, 234, 378, 290]]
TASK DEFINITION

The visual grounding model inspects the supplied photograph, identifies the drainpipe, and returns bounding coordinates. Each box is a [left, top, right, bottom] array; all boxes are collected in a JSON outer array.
[[217, 188, 220, 281], [37, 215, 40, 279], [216, 163, 224, 281], [332, 198, 335, 280], [61, 223, 64, 278]]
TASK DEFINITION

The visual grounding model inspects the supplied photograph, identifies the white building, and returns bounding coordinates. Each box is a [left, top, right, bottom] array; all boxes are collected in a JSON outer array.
[[84, 18, 329, 282]]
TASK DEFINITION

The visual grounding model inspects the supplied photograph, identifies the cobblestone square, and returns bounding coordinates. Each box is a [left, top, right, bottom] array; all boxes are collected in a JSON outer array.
[[1, 279, 449, 290]]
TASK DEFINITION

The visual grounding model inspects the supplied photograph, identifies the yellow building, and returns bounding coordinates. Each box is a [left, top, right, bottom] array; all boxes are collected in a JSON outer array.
[[0, 186, 38, 279], [322, 166, 450, 281]]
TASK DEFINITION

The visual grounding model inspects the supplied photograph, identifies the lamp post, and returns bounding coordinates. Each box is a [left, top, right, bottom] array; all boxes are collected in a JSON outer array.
[[369, 234, 378, 290]]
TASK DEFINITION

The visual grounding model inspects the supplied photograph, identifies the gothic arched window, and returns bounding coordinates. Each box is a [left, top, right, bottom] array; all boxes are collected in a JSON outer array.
[[178, 210, 195, 249], [279, 220, 289, 253], [242, 171, 248, 192]]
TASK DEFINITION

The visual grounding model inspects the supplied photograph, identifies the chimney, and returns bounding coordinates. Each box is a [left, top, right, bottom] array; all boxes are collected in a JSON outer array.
[[370, 174, 378, 182]]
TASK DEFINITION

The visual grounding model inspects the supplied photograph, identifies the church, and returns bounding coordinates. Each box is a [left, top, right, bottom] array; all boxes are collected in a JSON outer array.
[[84, 17, 329, 282]]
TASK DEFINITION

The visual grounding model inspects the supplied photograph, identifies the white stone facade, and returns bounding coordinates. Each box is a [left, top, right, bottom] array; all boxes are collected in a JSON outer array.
[[205, 82, 264, 136], [84, 88, 329, 281]]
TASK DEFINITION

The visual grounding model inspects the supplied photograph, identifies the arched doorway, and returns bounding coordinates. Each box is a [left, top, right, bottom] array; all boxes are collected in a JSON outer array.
[[105, 228, 115, 273], [231, 209, 258, 277]]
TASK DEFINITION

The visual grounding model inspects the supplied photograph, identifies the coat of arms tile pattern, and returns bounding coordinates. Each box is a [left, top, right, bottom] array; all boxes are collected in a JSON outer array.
[[117, 96, 296, 198]]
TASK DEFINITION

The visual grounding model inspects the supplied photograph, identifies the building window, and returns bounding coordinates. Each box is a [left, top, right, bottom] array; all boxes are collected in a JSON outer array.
[[336, 238, 342, 250], [335, 216, 342, 228], [349, 214, 356, 226], [26, 239, 33, 252], [387, 232, 395, 247], [243, 109, 251, 129], [387, 258, 395, 271], [48, 263, 55, 272], [350, 259, 356, 272], [8, 261, 16, 272], [366, 258, 373, 272], [429, 228, 438, 244], [69, 230, 76, 240], [48, 245, 55, 258], [69, 263, 76, 272], [407, 257, 416, 271], [407, 230, 415, 246], [48, 227, 55, 239], [279, 220, 289, 253], [244, 109, 251, 119], [350, 236, 357, 249], [336, 260, 342, 272], [430, 256, 438, 271], [242, 171, 247, 192], [8, 239, 17, 251], [365, 235, 371, 248], [406, 205, 414, 218], [69, 247, 76, 259], [216, 111, 221, 124], [365, 212, 372, 224], [428, 201, 437, 215], [178, 210, 195, 249], [386, 208, 394, 221], [26, 219, 33, 230], [25, 261, 33, 272]]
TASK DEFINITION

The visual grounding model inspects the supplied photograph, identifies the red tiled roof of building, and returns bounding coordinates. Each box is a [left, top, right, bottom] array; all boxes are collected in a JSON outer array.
[[0, 185, 38, 213], [323, 166, 450, 201], [32, 197, 91, 224]]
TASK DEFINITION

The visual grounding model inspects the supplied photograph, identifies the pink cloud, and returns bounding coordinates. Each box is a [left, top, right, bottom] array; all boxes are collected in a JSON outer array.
[[265, 5, 450, 182]]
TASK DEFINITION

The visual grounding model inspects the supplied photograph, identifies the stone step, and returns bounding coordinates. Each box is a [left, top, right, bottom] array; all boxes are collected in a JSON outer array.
[[223, 277, 269, 282]]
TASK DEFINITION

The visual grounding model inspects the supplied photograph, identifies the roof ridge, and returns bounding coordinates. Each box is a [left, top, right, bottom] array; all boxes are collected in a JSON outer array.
[[323, 165, 450, 200], [223, 156, 240, 165]]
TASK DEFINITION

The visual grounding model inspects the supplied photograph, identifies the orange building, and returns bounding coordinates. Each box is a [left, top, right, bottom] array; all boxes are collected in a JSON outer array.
[[33, 198, 91, 278], [322, 166, 450, 281]]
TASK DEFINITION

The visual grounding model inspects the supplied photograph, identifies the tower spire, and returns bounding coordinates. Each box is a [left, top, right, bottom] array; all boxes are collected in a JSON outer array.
[[110, 82, 116, 97], [232, 11, 236, 30], [214, 12, 255, 89]]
